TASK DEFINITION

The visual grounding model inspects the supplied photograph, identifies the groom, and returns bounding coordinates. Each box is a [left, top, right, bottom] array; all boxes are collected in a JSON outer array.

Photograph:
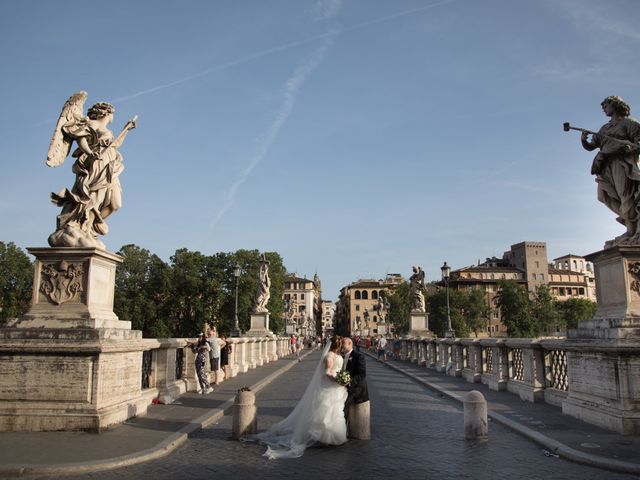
[[342, 337, 368, 420]]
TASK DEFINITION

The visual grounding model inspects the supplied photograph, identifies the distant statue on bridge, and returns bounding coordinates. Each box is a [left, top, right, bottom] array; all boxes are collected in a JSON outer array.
[[376, 295, 389, 322], [409, 266, 426, 313], [46, 91, 137, 249], [253, 254, 271, 313], [571, 96, 640, 247]]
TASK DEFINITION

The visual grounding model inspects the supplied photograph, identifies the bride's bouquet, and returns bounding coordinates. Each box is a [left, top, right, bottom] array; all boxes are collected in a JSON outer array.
[[336, 370, 351, 386]]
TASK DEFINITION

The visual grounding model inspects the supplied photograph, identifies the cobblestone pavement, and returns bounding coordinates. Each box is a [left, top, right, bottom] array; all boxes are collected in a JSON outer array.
[[36, 351, 639, 480]]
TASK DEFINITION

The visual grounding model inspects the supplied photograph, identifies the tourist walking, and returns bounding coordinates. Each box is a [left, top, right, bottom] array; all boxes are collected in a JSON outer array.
[[207, 328, 224, 384], [220, 334, 232, 379], [189, 333, 213, 394], [377, 335, 388, 362]]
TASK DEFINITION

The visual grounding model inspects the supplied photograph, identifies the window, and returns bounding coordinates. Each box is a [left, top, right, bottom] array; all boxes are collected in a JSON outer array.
[[540, 274, 544, 281], [362, 291, 369, 300], [373, 316, 378, 322], [355, 305, 360, 311], [532, 273, 537, 280], [301, 293, 305, 300], [354, 290, 361, 300], [535, 261, 540, 268], [372, 290, 378, 300], [293, 294, 297, 299], [579, 288, 585, 295]]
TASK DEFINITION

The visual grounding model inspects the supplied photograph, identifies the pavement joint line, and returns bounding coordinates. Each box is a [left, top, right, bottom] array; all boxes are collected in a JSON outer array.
[[367, 352, 640, 476], [0, 350, 316, 478]]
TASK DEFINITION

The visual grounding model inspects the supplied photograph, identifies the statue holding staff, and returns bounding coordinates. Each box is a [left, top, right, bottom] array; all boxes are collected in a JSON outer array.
[[567, 96, 640, 247], [409, 266, 426, 313], [253, 254, 271, 313], [46, 91, 137, 249]]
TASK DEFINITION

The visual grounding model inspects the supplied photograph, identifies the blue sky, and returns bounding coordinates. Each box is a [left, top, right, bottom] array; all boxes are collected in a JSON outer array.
[[1, 0, 639, 301]]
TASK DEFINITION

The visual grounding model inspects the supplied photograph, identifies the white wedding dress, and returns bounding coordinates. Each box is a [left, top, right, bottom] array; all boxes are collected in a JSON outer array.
[[251, 343, 348, 459]]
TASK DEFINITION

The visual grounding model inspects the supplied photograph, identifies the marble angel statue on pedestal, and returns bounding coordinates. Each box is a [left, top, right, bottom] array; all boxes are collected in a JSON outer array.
[[46, 91, 137, 249]]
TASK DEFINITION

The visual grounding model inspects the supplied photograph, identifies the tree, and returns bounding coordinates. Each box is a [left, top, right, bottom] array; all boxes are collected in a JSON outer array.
[[114, 244, 172, 338], [555, 297, 597, 330], [427, 287, 470, 338], [532, 285, 561, 335], [495, 280, 536, 337], [464, 288, 488, 338], [387, 281, 411, 334], [0, 242, 33, 325]]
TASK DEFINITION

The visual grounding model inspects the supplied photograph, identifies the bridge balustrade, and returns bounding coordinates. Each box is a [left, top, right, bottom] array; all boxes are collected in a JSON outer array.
[[399, 336, 569, 408]]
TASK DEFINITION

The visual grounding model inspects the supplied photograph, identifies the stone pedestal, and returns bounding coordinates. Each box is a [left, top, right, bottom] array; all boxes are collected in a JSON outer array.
[[347, 401, 371, 440], [409, 312, 432, 337], [245, 312, 273, 337], [562, 246, 640, 435], [0, 247, 149, 432]]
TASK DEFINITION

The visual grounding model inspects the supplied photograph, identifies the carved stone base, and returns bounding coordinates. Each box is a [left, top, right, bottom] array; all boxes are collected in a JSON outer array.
[[563, 246, 640, 434], [245, 313, 273, 337], [7, 247, 130, 330], [409, 312, 432, 337], [0, 328, 149, 432]]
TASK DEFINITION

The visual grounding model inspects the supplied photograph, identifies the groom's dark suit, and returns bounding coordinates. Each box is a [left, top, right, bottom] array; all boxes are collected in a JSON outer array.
[[344, 348, 368, 407]]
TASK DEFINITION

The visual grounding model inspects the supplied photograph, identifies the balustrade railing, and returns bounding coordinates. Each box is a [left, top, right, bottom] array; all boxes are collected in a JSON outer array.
[[399, 336, 569, 408], [136, 336, 293, 404]]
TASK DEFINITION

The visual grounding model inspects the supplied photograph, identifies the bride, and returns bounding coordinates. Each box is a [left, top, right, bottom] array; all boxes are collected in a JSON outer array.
[[250, 336, 348, 459]]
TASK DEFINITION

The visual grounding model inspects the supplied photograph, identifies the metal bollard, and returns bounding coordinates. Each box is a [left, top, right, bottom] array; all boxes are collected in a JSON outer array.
[[463, 390, 488, 440], [232, 387, 257, 440], [347, 400, 371, 440]]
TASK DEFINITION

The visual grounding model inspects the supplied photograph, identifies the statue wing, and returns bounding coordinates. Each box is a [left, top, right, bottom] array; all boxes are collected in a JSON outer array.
[[46, 91, 88, 167]]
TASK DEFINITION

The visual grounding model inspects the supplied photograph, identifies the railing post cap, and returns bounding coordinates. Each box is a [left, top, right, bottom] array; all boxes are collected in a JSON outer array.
[[464, 390, 486, 403], [235, 388, 256, 405]]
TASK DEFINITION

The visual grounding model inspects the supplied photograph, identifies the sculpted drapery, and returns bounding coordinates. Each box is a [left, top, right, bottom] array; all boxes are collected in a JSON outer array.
[[46, 91, 136, 249], [581, 96, 640, 247]]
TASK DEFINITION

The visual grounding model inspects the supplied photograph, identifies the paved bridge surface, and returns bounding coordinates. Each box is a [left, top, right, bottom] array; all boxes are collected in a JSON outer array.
[[2, 349, 639, 480]]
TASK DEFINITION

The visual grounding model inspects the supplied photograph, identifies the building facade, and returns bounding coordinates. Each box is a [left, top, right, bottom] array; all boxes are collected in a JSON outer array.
[[448, 242, 596, 337], [283, 275, 321, 337], [334, 274, 404, 337], [320, 300, 335, 337]]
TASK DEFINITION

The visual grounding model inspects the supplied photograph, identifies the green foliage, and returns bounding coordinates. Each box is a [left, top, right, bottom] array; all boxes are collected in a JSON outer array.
[[427, 287, 485, 338], [115, 244, 172, 338], [114, 245, 289, 338], [555, 297, 597, 330], [495, 280, 537, 337], [465, 288, 488, 337], [387, 282, 411, 334], [0, 242, 33, 325], [532, 285, 561, 334]]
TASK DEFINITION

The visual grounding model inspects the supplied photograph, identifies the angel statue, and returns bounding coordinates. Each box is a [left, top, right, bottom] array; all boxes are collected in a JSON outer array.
[[253, 254, 271, 314], [409, 265, 426, 313], [46, 91, 137, 249]]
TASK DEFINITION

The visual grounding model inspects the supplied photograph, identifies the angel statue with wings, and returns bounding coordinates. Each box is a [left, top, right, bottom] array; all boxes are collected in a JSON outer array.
[[46, 91, 137, 249]]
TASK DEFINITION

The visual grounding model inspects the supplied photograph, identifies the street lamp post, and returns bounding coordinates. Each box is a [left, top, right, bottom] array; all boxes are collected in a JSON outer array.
[[231, 263, 242, 337], [441, 261, 454, 338]]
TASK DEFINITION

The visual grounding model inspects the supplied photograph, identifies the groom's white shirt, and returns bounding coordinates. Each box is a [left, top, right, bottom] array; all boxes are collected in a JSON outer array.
[[342, 350, 352, 371]]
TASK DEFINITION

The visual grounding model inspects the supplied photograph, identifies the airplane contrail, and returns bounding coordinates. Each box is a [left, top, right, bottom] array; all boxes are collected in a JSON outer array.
[[113, 0, 456, 103], [207, 36, 335, 234]]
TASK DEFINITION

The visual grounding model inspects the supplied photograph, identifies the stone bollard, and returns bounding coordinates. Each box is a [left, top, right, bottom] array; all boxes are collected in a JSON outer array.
[[347, 401, 371, 440], [463, 390, 488, 440], [232, 387, 257, 440]]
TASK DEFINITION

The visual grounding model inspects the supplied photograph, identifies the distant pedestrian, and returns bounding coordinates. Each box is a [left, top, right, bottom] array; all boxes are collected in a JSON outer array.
[[207, 329, 223, 383], [220, 334, 232, 379], [290, 334, 297, 354], [365, 335, 371, 352], [392, 335, 401, 360], [378, 335, 388, 362], [189, 333, 213, 394]]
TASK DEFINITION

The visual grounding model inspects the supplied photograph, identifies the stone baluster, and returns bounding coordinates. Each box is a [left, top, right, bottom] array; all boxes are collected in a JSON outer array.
[[462, 339, 481, 383]]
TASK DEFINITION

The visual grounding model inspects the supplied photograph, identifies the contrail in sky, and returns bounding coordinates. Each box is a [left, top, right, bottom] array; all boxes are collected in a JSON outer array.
[[113, 0, 456, 103], [206, 33, 335, 235]]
